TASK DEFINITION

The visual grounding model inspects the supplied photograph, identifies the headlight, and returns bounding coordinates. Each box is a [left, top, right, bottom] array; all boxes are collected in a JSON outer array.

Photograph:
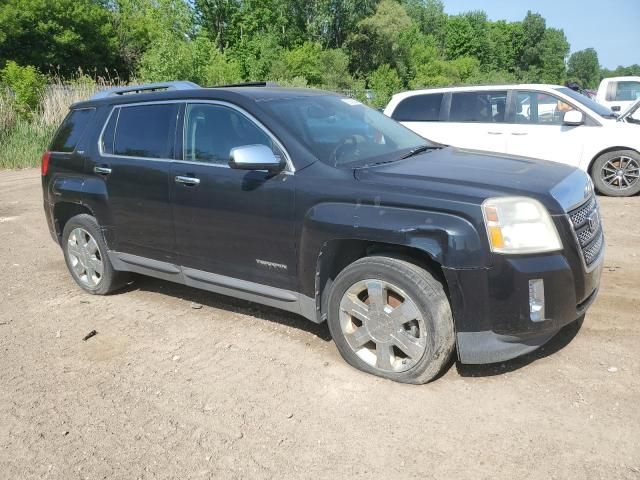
[[482, 197, 562, 254]]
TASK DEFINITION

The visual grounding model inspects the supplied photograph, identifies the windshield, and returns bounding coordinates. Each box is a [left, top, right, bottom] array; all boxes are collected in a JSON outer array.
[[555, 87, 617, 118], [259, 95, 433, 167]]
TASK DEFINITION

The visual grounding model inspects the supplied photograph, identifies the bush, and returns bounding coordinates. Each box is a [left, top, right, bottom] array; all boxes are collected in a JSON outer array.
[[368, 64, 402, 108], [0, 90, 18, 140], [0, 119, 55, 169], [0, 61, 47, 118]]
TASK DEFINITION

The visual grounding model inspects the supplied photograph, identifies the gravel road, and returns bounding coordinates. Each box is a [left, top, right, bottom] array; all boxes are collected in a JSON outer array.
[[1, 169, 639, 479]]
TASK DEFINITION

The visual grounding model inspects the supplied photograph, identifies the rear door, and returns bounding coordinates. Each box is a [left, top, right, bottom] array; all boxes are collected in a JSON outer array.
[[170, 101, 297, 290], [88, 102, 178, 261], [505, 91, 585, 167], [438, 90, 510, 153]]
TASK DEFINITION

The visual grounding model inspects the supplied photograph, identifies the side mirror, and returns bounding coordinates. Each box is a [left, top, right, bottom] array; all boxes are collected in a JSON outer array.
[[228, 144, 284, 172], [563, 110, 585, 126]]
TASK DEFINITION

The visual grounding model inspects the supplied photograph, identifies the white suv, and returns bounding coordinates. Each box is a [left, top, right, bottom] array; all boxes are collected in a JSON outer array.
[[385, 84, 640, 197]]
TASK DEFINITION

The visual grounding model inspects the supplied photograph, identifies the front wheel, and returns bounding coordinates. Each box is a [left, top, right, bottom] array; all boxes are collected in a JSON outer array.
[[591, 150, 640, 197], [327, 256, 455, 384]]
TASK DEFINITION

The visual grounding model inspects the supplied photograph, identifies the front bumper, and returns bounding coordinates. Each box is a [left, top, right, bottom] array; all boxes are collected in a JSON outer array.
[[444, 250, 602, 365]]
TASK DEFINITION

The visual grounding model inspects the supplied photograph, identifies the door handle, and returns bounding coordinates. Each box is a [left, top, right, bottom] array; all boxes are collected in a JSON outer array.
[[175, 175, 200, 186], [94, 166, 112, 175], [487, 131, 503, 135], [511, 132, 528, 136]]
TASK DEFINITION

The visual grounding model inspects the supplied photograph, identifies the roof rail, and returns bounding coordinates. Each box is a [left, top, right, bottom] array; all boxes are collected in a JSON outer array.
[[90, 81, 200, 100], [210, 81, 280, 88]]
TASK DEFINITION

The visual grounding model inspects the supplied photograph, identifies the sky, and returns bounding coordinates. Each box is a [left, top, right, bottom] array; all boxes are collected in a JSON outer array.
[[442, 0, 640, 69]]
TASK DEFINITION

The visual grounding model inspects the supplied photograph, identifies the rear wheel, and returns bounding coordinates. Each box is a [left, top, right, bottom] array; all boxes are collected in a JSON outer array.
[[62, 214, 128, 295], [591, 150, 640, 197], [327, 256, 455, 384]]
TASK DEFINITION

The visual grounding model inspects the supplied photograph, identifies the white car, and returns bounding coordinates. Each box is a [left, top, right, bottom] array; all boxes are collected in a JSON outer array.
[[596, 76, 640, 116], [385, 84, 640, 197]]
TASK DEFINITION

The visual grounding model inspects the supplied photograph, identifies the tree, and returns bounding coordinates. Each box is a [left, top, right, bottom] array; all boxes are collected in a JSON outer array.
[[567, 48, 600, 89], [0, 0, 122, 76], [345, 0, 412, 76], [196, 0, 240, 51], [444, 11, 491, 66], [368, 64, 402, 108], [402, 0, 446, 50], [538, 28, 569, 84]]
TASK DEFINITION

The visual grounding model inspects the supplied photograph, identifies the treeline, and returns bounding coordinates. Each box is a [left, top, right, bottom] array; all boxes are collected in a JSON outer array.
[[0, 0, 638, 108]]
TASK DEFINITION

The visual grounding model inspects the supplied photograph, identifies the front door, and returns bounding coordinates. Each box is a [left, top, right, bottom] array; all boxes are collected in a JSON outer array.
[[89, 102, 179, 261], [171, 102, 297, 290], [505, 91, 584, 168]]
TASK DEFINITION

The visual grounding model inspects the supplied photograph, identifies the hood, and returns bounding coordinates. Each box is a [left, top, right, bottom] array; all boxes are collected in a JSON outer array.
[[354, 147, 590, 214], [618, 98, 640, 122]]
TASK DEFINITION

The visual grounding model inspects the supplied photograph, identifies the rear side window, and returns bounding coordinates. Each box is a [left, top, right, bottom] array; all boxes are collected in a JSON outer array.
[[111, 104, 178, 159], [391, 94, 443, 121], [50, 108, 95, 152], [449, 91, 507, 123]]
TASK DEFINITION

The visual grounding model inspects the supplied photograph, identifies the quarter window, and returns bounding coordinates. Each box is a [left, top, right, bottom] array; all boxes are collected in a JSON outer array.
[[50, 108, 95, 152], [449, 91, 508, 123], [184, 104, 273, 165], [111, 104, 178, 159], [391, 94, 443, 122], [516, 92, 572, 125]]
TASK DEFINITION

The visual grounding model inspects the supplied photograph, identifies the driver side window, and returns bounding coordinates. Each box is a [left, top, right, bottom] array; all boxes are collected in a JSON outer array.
[[184, 104, 274, 165], [516, 92, 573, 125]]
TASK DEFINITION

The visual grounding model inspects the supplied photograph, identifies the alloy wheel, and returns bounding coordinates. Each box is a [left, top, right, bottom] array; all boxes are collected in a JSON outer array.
[[67, 228, 104, 287], [601, 156, 640, 190], [339, 279, 428, 373]]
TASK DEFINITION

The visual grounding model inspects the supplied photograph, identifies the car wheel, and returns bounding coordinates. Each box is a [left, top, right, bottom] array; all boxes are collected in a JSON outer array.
[[591, 150, 640, 197], [61, 214, 128, 295], [327, 256, 455, 384]]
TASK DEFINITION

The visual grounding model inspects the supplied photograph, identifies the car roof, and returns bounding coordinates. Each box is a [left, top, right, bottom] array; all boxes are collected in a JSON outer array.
[[599, 76, 640, 83], [73, 86, 339, 109], [390, 84, 565, 102]]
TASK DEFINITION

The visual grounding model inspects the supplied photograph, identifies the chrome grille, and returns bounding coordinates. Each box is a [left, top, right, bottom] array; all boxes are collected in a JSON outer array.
[[568, 195, 603, 267]]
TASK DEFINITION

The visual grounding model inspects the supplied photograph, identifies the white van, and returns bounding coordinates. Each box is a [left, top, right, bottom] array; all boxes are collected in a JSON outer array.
[[596, 76, 640, 115], [385, 84, 640, 197]]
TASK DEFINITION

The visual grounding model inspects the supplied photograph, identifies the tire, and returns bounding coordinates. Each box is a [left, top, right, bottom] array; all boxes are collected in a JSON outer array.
[[326, 256, 455, 384], [61, 214, 128, 295], [591, 150, 640, 197]]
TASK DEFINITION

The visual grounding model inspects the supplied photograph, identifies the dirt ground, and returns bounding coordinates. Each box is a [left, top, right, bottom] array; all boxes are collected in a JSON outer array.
[[0, 168, 638, 480]]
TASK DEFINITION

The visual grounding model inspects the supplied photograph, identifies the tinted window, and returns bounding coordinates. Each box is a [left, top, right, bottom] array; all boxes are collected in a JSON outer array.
[[113, 104, 178, 158], [184, 104, 273, 165], [101, 108, 118, 154], [50, 108, 95, 152], [391, 94, 443, 121], [449, 91, 507, 122], [516, 92, 572, 125]]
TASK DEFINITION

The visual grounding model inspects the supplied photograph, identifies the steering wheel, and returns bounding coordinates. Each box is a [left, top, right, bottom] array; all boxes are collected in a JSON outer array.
[[330, 134, 364, 166]]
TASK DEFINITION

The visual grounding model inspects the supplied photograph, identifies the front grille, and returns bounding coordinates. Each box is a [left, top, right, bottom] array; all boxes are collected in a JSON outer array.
[[568, 195, 604, 268]]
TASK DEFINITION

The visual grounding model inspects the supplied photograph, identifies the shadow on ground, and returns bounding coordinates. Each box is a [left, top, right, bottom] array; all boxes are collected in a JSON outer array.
[[122, 274, 332, 342], [455, 317, 585, 377]]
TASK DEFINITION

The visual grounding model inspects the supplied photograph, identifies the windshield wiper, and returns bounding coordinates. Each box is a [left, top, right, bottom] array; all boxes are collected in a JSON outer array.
[[399, 144, 435, 160]]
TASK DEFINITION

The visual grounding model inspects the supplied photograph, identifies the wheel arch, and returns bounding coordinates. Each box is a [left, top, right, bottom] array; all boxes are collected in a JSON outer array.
[[314, 239, 449, 324], [587, 146, 640, 174], [52, 201, 96, 245]]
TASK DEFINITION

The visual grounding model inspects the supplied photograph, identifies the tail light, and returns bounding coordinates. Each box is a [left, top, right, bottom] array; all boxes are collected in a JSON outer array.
[[41, 151, 51, 176]]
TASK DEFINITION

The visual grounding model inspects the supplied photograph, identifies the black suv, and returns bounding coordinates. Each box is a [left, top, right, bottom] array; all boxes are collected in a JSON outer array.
[[42, 81, 603, 383]]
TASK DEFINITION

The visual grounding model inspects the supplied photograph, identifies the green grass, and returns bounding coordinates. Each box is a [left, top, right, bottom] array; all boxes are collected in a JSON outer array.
[[0, 120, 55, 169]]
